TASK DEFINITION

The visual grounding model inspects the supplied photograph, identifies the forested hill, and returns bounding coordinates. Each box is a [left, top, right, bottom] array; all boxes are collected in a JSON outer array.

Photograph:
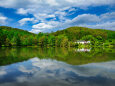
[[52, 27, 115, 41], [0, 26, 115, 47], [0, 26, 34, 35], [0, 26, 35, 46]]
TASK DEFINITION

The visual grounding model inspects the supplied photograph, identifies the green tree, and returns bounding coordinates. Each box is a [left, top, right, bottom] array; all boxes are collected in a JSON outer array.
[[81, 35, 97, 45], [0, 30, 6, 46], [5, 38, 11, 46], [38, 36, 45, 46], [60, 36, 68, 47], [48, 35, 56, 47]]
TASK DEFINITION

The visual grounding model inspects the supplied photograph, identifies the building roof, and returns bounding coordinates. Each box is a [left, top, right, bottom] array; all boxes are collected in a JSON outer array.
[[77, 40, 88, 42]]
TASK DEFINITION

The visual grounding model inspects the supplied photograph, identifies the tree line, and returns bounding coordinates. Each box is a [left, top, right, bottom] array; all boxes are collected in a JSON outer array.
[[0, 26, 115, 47]]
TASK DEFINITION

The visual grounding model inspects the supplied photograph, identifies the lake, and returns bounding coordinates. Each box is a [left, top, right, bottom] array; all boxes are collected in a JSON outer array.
[[0, 47, 115, 86]]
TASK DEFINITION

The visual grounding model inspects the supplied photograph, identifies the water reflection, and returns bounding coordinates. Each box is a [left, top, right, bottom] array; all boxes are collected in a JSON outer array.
[[0, 47, 115, 86], [0, 47, 115, 66], [76, 48, 91, 52], [0, 57, 115, 86]]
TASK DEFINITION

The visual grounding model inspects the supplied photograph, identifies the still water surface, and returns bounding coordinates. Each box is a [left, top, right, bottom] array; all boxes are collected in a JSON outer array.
[[0, 47, 115, 86]]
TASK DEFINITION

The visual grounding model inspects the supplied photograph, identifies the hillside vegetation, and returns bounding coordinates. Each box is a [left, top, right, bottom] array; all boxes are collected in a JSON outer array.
[[0, 26, 115, 47]]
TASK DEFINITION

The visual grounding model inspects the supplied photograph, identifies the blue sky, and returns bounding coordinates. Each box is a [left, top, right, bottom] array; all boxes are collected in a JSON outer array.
[[0, 0, 115, 33]]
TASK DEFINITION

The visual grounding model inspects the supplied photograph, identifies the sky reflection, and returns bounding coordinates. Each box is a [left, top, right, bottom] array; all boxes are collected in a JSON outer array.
[[0, 57, 115, 86]]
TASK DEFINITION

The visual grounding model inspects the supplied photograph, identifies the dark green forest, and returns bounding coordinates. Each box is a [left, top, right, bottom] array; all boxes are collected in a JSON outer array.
[[0, 26, 115, 47]]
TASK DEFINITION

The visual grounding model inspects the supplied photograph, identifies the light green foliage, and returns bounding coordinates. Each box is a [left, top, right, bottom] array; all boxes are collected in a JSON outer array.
[[81, 35, 97, 45], [60, 36, 68, 47], [48, 35, 55, 47]]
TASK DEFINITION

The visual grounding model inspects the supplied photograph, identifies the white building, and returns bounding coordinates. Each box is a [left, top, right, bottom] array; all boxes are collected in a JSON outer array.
[[75, 40, 90, 44]]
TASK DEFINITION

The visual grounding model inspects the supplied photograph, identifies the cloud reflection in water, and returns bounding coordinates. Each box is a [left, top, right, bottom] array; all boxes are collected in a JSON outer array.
[[0, 57, 115, 86]]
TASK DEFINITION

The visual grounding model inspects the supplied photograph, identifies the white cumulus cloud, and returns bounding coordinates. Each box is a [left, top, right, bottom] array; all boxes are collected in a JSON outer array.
[[0, 14, 8, 25], [0, 0, 115, 33], [31, 23, 54, 33], [16, 8, 28, 15], [18, 18, 36, 26]]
